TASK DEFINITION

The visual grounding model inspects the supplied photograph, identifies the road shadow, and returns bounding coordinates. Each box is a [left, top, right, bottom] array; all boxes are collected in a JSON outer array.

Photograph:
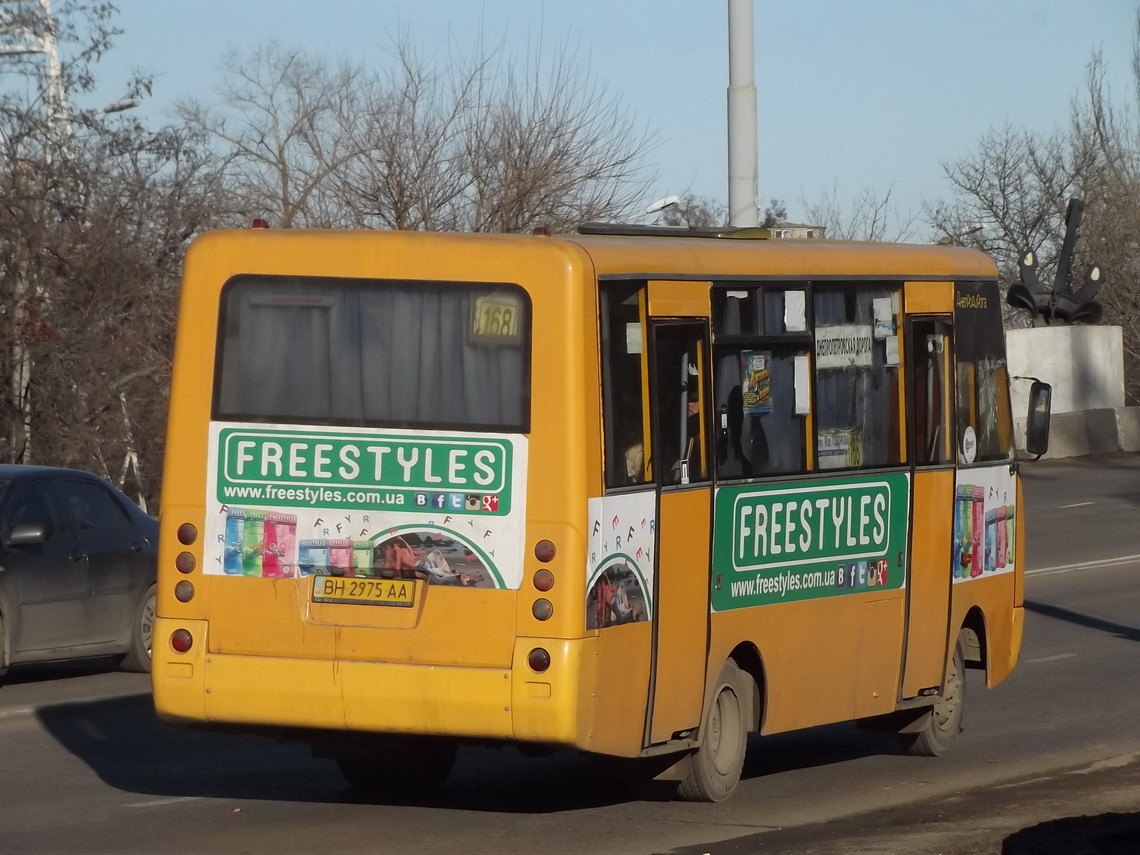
[[1, 657, 122, 685], [1004, 812, 1140, 854], [35, 694, 908, 813], [1025, 599, 1140, 642]]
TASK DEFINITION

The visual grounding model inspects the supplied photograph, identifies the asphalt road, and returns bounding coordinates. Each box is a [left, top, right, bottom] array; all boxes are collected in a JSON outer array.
[[0, 453, 1137, 854]]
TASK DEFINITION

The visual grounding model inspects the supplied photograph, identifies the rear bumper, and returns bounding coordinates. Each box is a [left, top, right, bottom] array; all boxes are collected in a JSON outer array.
[[151, 618, 600, 750]]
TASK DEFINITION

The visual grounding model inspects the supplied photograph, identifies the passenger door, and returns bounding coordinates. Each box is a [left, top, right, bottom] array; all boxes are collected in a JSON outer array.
[[646, 316, 713, 745], [58, 479, 143, 645], [901, 315, 955, 696], [1, 480, 88, 654]]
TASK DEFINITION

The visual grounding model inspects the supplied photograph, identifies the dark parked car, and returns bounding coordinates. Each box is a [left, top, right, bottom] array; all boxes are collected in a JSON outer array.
[[0, 465, 157, 678]]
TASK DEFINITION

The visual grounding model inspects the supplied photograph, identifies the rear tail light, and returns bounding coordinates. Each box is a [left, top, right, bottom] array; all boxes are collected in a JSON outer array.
[[177, 523, 197, 545], [527, 648, 551, 672], [532, 569, 554, 591], [531, 598, 553, 621], [175, 552, 195, 573], [534, 540, 556, 562], [170, 629, 193, 653], [174, 581, 195, 603]]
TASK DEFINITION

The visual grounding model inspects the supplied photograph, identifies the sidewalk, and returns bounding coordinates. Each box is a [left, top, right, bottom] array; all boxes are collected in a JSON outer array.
[[665, 754, 1140, 854]]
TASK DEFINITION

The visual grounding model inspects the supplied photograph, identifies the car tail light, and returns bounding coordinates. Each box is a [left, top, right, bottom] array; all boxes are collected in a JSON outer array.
[[533, 569, 554, 591], [170, 629, 193, 653], [527, 648, 551, 672]]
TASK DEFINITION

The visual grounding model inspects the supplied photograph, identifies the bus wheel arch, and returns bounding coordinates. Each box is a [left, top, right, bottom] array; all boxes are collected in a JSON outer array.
[[960, 606, 988, 675], [729, 642, 765, 733]]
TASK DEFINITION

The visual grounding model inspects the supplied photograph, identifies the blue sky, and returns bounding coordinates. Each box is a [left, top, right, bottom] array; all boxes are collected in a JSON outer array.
[[83, 1, 1138, 222]]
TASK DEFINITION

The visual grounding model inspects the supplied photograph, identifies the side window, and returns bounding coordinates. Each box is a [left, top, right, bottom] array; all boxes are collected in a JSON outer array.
[[955, 282, 1013, 464], [601, 282, 651, 488], [711, 286, 811, 478], [813, 286, 904, 470], [909, 319, 955, 465], [653, 322, 710, 486], [5, 482, 59, 535], [60, 481, 131, 532]]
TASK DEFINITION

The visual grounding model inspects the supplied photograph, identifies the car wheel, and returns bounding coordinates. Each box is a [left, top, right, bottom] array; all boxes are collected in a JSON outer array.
[[119, 584, 156, 673]]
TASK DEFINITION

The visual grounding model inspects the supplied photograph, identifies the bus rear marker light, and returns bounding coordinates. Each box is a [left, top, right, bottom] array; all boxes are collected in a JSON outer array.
[[531, 598, 553, 620], [533, 569, 554, 591], [534, 540, 556, 562], [175, 581, 195, 603], [175, 552, 195, 574], [176, 524, 197, 545], [170, 629, 193, 653], [527, 648, 551, 672]]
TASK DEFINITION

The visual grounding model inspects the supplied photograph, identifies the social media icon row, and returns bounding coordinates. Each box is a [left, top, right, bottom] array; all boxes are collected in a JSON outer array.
[[413, 493, 501, 513]]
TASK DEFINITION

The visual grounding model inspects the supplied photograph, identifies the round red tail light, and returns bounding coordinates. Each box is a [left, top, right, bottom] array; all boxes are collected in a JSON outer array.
[[177, 523, 197, 545], [175, 551, 196, 573], [534, 540, 556, 562], [527, 647, 551, 672], [170, 629, 193, 653], [533, 569, 554, 591]]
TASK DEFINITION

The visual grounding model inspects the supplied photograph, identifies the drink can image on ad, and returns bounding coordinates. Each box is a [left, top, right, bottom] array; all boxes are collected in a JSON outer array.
[[242, 510, 266, 577], [298, 539, 329, 576], [262, 512, 297, 578], [970, 486, 984, 578], [223, 508, 246, 575]]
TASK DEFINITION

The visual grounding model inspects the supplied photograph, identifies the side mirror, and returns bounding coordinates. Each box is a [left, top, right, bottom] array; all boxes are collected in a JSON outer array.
[[4, 522, 49, 548], [1025, 381, 1052, 458]]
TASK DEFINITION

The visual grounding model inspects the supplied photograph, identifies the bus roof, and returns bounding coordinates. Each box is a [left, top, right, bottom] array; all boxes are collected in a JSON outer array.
[[553, 230, 999, 282], [188, 227, 999, 285]]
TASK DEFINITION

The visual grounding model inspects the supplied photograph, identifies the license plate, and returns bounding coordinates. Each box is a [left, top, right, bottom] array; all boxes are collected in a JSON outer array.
[[311, 576, 417, 607]]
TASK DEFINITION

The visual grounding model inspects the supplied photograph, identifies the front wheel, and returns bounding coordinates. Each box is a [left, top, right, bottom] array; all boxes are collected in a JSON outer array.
[[677, 659, 753, 802], [902, 636, 966, 757], [119, 584, 156, 673]]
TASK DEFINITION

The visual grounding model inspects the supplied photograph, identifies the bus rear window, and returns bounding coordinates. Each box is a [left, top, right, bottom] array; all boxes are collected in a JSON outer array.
[[214, 276, 531, 432]]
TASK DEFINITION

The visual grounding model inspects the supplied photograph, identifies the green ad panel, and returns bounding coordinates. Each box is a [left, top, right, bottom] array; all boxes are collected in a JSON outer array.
[[216, 428, 513, 515], [711, 472, 910, 610]]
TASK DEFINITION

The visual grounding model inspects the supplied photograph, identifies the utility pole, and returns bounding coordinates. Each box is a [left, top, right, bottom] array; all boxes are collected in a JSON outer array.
[[727, 0, 758, 227]]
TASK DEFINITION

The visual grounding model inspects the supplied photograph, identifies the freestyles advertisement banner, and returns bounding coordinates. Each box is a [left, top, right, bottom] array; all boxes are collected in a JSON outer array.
[[711, 472, 911, 610], [205, 422, 528, 589]]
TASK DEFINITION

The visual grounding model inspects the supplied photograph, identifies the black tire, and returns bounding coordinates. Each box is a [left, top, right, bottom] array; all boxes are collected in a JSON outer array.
[[119, 584, 156, 673], [902, 636, 966, 757], [335, 735, 457, 793], [677, 659, 753, 802]]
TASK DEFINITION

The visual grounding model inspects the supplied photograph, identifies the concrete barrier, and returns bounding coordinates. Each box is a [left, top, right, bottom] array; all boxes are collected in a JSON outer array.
[[1015, 405, 1140, 459]]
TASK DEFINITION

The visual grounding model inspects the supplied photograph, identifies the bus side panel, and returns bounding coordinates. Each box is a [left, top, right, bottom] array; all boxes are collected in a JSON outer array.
[[853, 594, 906, 718], [950, 572, 1017, 687], [585, 622, 652, 755], [709, 601, 862, 734], [901, 468, 955, 696]]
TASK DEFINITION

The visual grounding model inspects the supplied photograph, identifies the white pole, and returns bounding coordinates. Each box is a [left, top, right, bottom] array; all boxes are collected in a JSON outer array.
[[727, 0, 758, 227]]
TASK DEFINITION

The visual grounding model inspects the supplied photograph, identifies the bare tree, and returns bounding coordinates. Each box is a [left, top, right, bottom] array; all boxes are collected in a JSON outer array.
[[180, 44, 378, 228], [929, 36, 1140, 401], [659, 193, 727, 228], [802, 181, 919, 242], [199, 39, 657, 234]]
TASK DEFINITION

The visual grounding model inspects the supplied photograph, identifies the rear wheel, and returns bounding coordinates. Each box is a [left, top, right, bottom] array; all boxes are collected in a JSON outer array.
[[677, 659, 753, 802], [333, 735, 458, 794], [119, 584, 156, 673], [902, 636, 966, 757]]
